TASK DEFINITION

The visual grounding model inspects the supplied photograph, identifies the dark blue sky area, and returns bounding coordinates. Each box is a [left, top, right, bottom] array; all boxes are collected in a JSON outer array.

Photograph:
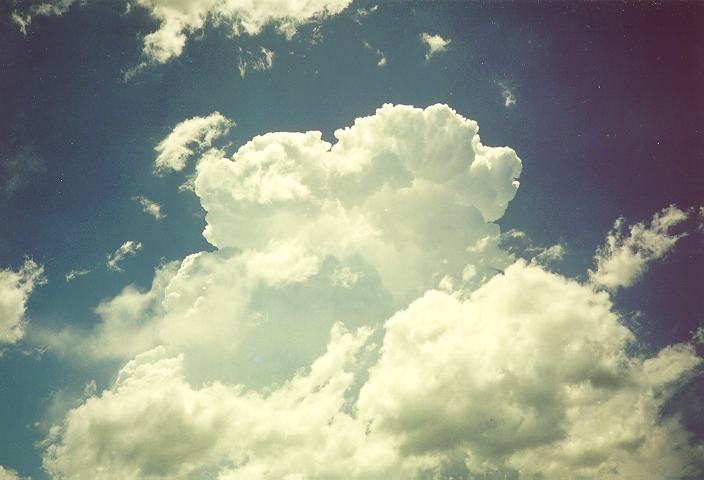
[[0, 1, 702, 478]]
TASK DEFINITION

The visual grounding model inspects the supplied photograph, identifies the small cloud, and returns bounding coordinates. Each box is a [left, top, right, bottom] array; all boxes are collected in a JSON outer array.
[[498, 81, 516, 107], [154, 112, 234, 174], [65, 269, 91, 282], [10, 12, 31, 35], [589, 205, 689, 291], [352, 4, 378, 24], [133, 196, 166, 220], [420, 32, 451, 62], [106, 241, 143, 273], [362, 41, 387, 67], [10, 0, 80, 36], [0, 144, 46, 199], [238, 47, 276, 78]]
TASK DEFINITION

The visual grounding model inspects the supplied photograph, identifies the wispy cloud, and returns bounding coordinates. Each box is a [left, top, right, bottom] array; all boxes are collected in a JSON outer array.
[[106, 241, 143, 272], [238, 47, 276, 78], [133, 196, 166, 220]]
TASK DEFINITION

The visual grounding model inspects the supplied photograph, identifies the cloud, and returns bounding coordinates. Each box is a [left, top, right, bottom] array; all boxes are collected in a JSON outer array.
[[154, 112, 234, 173], [0, 144, 46, 199], [363, 40, 387, 67], [0, 259, 44, 347], [589, 205, 689, 291], [498, 81, 516, 107], [238, 47, 276, 78], [131, 0, 354, 65], [133, 195, 166, 220], [358, 261, 702, 478], [421, 32, 451, 62], [43, 324, 379, 480], [353, 4, 378, 24], [42, 105, 702, 479], [106, 240, 143, 272], [0, 465, 21, 480], [10, 0, 78, 35], [64, 269, 91, 282]]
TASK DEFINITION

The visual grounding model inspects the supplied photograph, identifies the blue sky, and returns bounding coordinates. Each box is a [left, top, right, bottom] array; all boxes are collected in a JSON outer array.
[[0, 1, 703, 479]]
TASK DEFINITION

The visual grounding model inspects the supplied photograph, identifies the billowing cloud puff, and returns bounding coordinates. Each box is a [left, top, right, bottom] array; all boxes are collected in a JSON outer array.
[[44, 104, 702, 479], [358, 261, 702, 478], [421, 32, 451, 62], [589, 204, 688, 291], [195, 104, 521, 301], [134, 0, 353, 64], [154, 112, 234, 173], [45, 262, 702, 479], [0, 465, 20, 480], [0, 258, 44, 346]]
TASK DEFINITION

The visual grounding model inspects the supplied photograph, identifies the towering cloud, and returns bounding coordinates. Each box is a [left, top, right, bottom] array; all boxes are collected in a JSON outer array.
[[43, 104, 702, 479]]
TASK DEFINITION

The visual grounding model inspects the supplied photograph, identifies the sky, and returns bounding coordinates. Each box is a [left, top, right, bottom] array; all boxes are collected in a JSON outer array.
[[0, 1, 703, 479]]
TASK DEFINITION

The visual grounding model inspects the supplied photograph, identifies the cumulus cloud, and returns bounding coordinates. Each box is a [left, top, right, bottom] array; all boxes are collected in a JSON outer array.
[[238, 47, 276, 78], [0, 465, 21, 480], [0, 259, 44, 347], [421, 32, 451, 62], [130, 0, 354, 65], [132, 195, 166, 220], [43, 105, 702, 479], [106, 240, 143, 272], [154, 112, 234, 173], [589, 205, 689, 291]]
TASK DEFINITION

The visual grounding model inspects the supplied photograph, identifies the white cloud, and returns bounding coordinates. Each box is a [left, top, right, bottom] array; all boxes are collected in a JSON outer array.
[[64, 269, 91, 282], [358, 261, 702, 478], [154, 112, 234, 173], [42, 104, 702, 479], [133, 195, 166, 220], [44, 324, 381, 480], [0, 258, 44, 347], [44, 260, 703, 479], [353, 4, 378, 24], [10, 0, 78, 35], [589, 205, 689, 291], [131, 0, 354, 64], [106, 240, 143, 272], [499, 81, 516, 107], [238, 47, 276, 78], [421, 32, 451, 62], [0, 465, 21, 480], [362, 41, 387, 67]]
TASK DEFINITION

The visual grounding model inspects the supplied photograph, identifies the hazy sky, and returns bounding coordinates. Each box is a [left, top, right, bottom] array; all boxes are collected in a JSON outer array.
[[0, 1, 703, 479]]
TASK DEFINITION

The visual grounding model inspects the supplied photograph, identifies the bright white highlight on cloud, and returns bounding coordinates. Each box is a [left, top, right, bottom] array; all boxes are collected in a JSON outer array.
[[154, 112, 234, 173], [106, 240, 143, 272], [132, 0, 353, 64], [589, 204, 688, 291], [133, 195, 166, 220], [421, 32, 451, 62], [43, 104, 703, 479], [238, 47, 276, 78], [0, 259, 44, 347]]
